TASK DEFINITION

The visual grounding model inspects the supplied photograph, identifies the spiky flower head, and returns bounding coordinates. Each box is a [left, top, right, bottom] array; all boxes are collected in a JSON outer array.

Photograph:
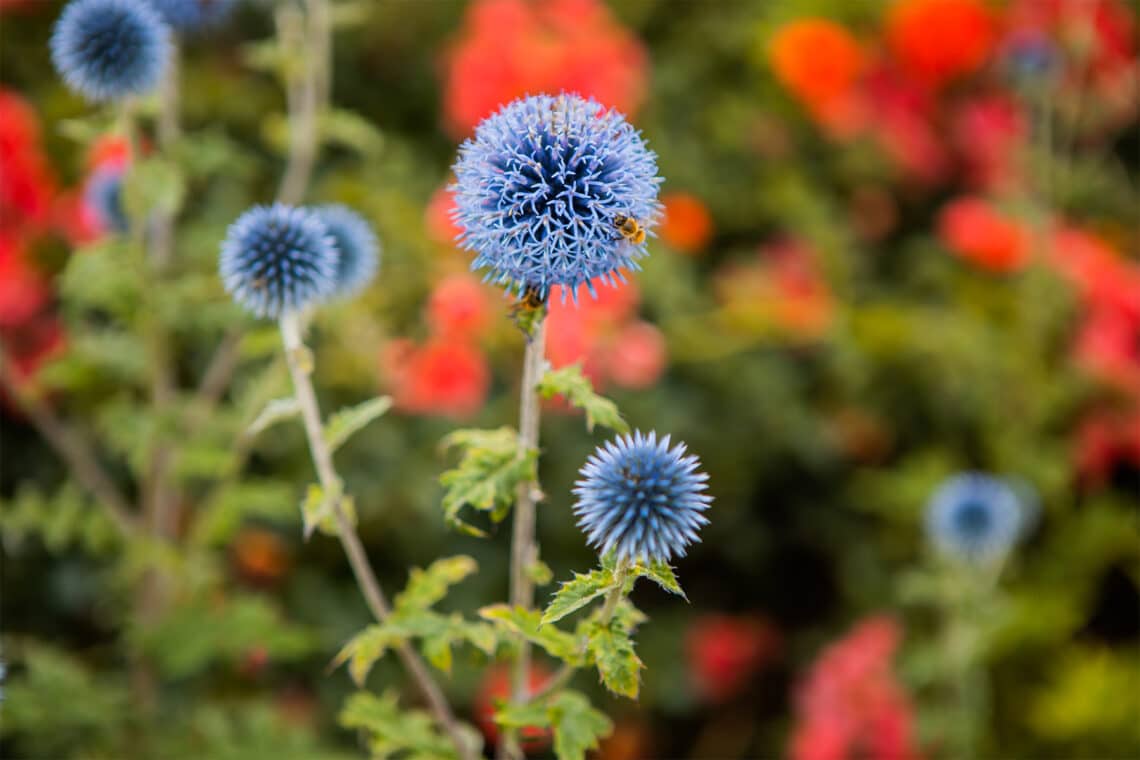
[[219, 204, 338, 319], [143, 0, 236, 30], [573, 430, 711, 564], [925, 473, 1027, 562], [451, 93, 661, 301], [312, 204, 380, 298], [51, 0, 171, 103], [84, 166, 128, 234]]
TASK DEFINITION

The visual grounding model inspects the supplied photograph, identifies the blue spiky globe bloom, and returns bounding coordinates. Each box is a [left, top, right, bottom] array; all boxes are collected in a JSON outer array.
[[312, 204, 379, 298], [51, 0, 171, 103], [451, 93, 661, 301], [219, 204, 338, 319], [925, 473, 1027, 562], [84, 166, 128, 234], [573, 431, 711, 564], [143, 0, 236, 30]]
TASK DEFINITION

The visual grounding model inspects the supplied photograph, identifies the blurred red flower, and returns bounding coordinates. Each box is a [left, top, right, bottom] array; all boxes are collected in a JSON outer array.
[[769, 19, 864, 124], [427, 273, 494, 340], [473, 662, 553, 752], [659, 192, 714, 255], [951, 94, 1027, 192], [0, 88, 57, 238], [0, 237, 50, 328], [938, 197, 1032, 272], [716, 241, 834, 340], [424, 185, 463, 247], [790, 616, 922, 760], [686, 614, 781, 703], [861, 66, 950, 185], [441, 0, 647, 137], [887, 0, 995, 88], [382, 337, 490, 419], [604, 321, 666, 391], [1074, 306, 1140, 397], [1049, 226, 1140, 320], [1076, 409, 1140, 487]]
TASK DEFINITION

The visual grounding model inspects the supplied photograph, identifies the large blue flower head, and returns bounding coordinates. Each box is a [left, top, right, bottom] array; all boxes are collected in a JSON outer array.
[[573, 431, 711, 564], [451, 93, 662, 301], [219, 204, 338, 319], [84, 166, 128, 235], [311, 204, 380, 299], [51, 0, 171, 103], [925, 473, 1028, 563], [143, 0, 236, 30]]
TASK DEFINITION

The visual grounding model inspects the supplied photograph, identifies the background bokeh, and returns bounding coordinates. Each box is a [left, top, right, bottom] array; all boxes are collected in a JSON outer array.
[[2, 0, 1139, 758]]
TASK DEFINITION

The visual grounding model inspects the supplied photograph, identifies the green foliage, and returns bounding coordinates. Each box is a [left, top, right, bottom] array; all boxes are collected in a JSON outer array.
[[478, 604, 583, 665], [583, 619, 644, 699], [0, 483, 119, 554], [325, 396, 393, 453], [339, 690, 472, 760], [496, 690, 613, 760], [122, 156, 186, 222], [536, 364, 629, 433], [439, 427, 536, 536], [246, 397, 301, 439], [541, 567, 615, 626], [300, 480, 356, 539], [632, 559, 687, 599]]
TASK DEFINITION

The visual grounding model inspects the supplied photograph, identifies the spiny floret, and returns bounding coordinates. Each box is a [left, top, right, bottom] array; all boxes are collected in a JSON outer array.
[[51, 0, 171, 103], [451, 93, 661, 301], [925, 473, 1027, 562], [219, 204, 338, 319], [573, 430, 711, 564], [312, 204, 380, 299], [143, 0, 236, 30]]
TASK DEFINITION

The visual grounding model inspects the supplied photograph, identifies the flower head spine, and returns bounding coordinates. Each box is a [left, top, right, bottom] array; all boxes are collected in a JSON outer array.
[[573, 430, 711, 564], [451, 93, 662, 302], [51, 0, 172, 103]]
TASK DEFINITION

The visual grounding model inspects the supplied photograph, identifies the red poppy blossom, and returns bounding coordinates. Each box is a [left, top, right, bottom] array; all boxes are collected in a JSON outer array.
[[659, 192, 714, 254], [938, 197, 1033, 272], [427, 273, 494, 340], [686, 614, 781, 703], [769, 19, 864, 119], [887, 0, 995, 88], [382, 338, 490, 420], [473, 662, 554, 752]]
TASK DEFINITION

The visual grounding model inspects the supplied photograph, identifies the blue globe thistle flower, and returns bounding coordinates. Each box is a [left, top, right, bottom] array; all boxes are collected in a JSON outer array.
[[925, 473, 1027, 562], [51, 0, 171, 103], [84, 166, 128, 235], [143, 0, 236, 31], [451, 93, 662, 301], [573, 431, 712, 564], [311, 204, 380, 298], [219, 204, 338, 319]]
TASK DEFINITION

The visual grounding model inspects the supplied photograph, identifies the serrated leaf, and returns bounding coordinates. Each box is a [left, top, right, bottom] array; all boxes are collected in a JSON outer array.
[[300, 481, 351, 540], [395, 556, 478, 613], [333, 624, 402, 686], [541, 568, 615, 626], [338, 691, 460, 759], [537, 364, 629, 433], [586, 622, 643, 699], [439, 427, 536, 536], [246, 397, 300, 438], [478, 605, 583, 665], [548, 691, 613, 760], [324, 396, 392, 453], [633, 559, 687, 599], [528, 560, 554, 586]]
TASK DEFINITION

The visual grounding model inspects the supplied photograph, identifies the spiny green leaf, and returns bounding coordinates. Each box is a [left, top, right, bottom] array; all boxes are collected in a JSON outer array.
[[478, 605, 583, 665], [541, 568, 615, 626], [439, 427, 536, 536], [585, 622, 643, 699], [338, 691, 461, 759], [245, 397, 300, 438], [548, 691, 613, 760], [333, 624, 403, 686], [632, 559, 687, 599], [325, 395, 392, 453], [536, 364, 629, 433], [395, 556, 478, 613]]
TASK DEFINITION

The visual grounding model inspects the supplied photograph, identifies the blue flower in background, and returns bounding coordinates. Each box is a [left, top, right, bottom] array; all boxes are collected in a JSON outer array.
[[219, 204, 338, 319], [451, 93, 661, 301], [143, 0, 236, 31], [926, 473, 1027, 562], [312, 204, 379, 299], [51, 0, 171, 103], [84, 166, 128, 235], [574, 430, 711, 564]]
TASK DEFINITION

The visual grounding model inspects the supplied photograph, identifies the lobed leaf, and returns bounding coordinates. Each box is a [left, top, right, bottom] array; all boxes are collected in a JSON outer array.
[[439, 427, 536, 536], [585, 622, 644, 699], [324, 395, 393, 453], [395, 555, 479, 613], [338, 690, 462, 759], [632, 559, 688, 599], [540, 568, 615, 626], [536, 364, 629, 433], [478, 604, 583, 665]]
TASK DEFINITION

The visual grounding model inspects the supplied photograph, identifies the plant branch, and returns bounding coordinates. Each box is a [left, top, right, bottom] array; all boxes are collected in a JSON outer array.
[[278, 314, 474, 760], [0, 352, 135, 536]]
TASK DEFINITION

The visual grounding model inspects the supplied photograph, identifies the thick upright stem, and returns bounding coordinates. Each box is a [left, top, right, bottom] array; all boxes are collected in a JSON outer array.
[[501, 316, 547, 760], [278, 314, 473, 760], [276, 0, 328, 206]]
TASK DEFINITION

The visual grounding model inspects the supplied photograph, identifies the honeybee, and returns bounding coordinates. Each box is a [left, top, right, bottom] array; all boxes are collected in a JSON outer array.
[[614, 214, 647, 245], [509, 284, 548, 329]]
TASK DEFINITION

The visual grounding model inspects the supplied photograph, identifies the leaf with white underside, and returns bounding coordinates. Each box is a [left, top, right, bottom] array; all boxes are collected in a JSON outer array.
[[324, 395, 392, 453]]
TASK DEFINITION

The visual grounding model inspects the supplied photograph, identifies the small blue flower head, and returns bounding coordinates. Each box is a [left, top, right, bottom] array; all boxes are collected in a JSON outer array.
[[51, 0, 172, 103], [143, 0, 236, 30], [219, 203, 338, 319], [451, 93, 662, 302], [573, 430, 712, 564], [84, 166, 128, 234], [925, 473, 1028, 563], [311, 204, 380, 298]]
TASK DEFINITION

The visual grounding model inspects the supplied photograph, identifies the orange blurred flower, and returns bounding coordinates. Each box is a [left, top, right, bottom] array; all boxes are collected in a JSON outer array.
[[383, 338, 491, 420], [231, 527, 291, 587], [769, 19, 864, 119], [424, 185, 463, 247], [441, 0, 647, 137], [659, 192, 713, 254], [473, 662, 554, 752], [887, 0, 995, 88], [937, 197, 1032, 272], [427, 273, 494, 340], [716, 241, 834, 341]]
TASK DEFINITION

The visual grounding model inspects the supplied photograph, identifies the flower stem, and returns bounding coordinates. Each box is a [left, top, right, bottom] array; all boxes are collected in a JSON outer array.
[[278, 313, 474, 760], [501, 313, 548, 760]]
